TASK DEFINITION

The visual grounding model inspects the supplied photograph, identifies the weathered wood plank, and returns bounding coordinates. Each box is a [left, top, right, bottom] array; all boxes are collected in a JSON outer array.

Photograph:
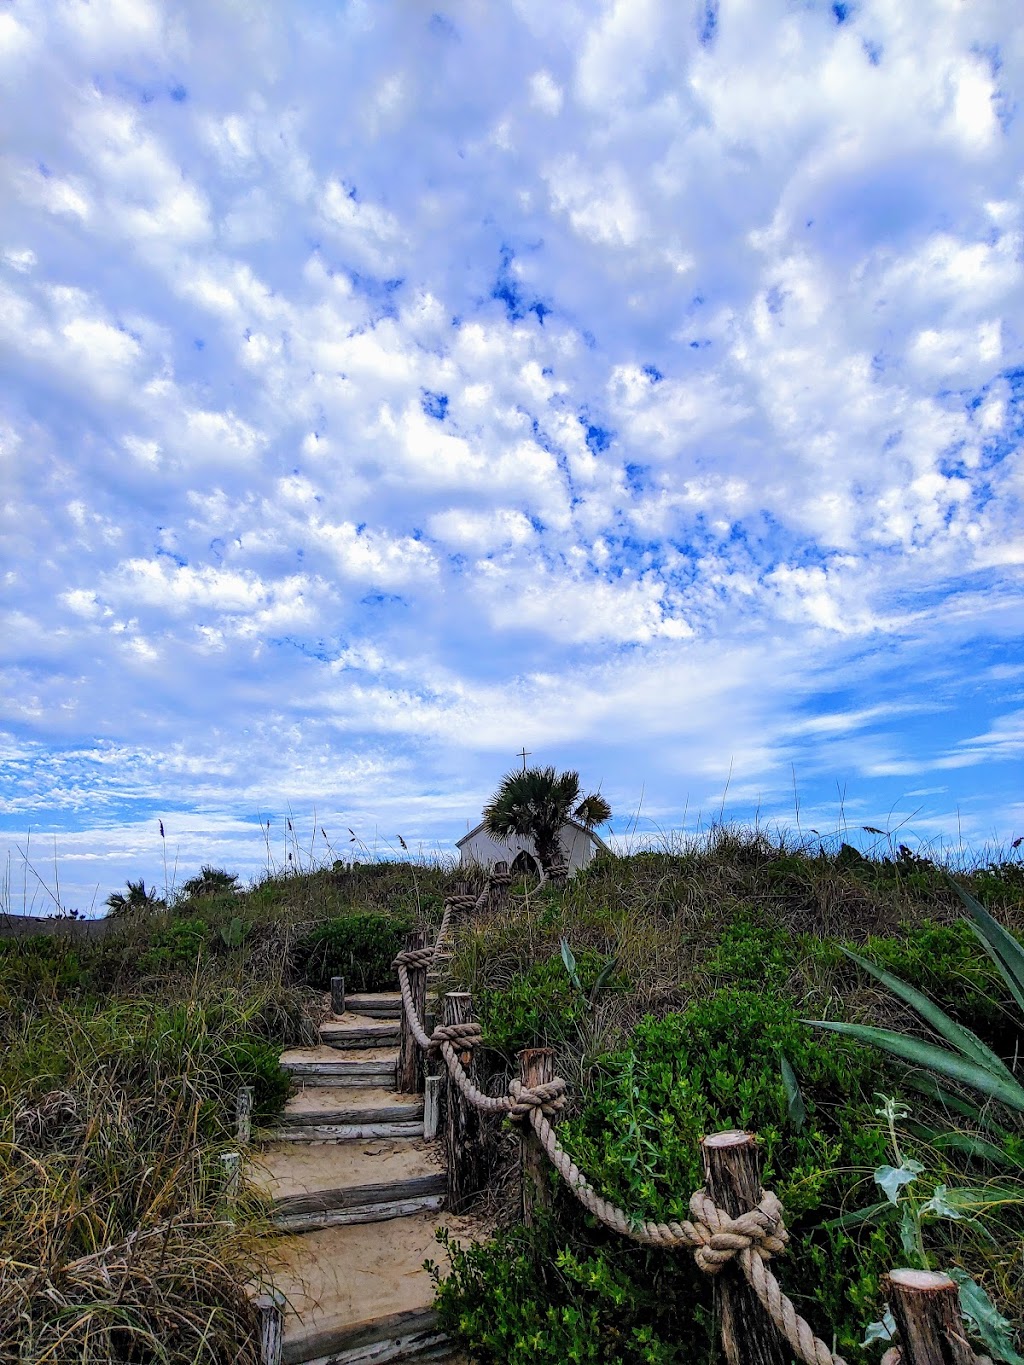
[[344, 994, 402, 1018], [273, 1121, 425, 1143], [274, 1172, 445, 1218], [281, 1058, 396, 1079], [282, 1072, 396, 1089], [282, 1307, 442, 1365], [272, 1193, 445, 1234], [281, 1104, 423, 1126], [319, 1024, 401, 1050]]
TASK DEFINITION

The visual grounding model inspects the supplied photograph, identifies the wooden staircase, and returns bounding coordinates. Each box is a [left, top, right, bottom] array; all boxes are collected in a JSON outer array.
[[252, 996, 474, 1364]]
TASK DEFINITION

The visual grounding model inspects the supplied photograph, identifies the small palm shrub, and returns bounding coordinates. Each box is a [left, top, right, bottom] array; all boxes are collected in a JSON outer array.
[[104, 877, 165, 918]]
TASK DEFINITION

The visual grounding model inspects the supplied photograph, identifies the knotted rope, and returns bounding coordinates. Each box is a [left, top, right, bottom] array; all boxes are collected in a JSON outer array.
[[391, 870, 847, 1365], [393, 946, 435, 971], [426, 1020, 483, 1057], [507, 1075, 569, 1121]]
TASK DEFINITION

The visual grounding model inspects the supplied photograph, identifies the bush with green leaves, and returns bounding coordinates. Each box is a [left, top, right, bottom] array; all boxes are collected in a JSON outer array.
[[137, 915, 212, 975], [298, 911, 413, 992], [440, 986, 901, 1362], [476, 948, 623, 1060]]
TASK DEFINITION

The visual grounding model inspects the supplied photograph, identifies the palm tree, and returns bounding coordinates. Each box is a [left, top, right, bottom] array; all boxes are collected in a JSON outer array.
[[104, 877, 165, 918], [482, 766, 612, 877], [179, 865, 240, 900]]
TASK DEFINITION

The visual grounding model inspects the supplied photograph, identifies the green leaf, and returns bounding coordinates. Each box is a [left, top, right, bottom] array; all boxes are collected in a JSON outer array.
[[590, 955, 618, 1003], [948, 1269, 1024, 1365], [820, 1199, 898, 1232], [954, 881, 1024, 1016], [875, 1160, 924, 1204], [560, 937, 583, 993], [919, 1185, 962, 1221], [861, 1309, 896, 1347], [839, 948, 1017, 1084], [779, 1051, 807, 1129], [908, 1124, 1018, 1168], [898, 1203, 924, 1264], [904, 1072, 1012, 1137], [806, 1020, 1024, 1113]]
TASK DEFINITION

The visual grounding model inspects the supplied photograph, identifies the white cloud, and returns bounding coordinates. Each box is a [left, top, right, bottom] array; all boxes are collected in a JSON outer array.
[[1, 0, 1022, 908]]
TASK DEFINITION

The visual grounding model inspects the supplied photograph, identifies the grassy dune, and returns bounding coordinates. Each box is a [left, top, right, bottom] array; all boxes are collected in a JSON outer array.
[[1, 835, 1022, 1362]]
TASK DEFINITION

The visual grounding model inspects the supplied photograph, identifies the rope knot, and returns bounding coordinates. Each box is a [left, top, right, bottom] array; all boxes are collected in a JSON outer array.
[[444, 893, 479, 913], [392, 946, 435, 971], [507, 1075, 569, 1123], [487, 871, 513, 889], [689, 1189, 788, 1276], [428, 1020, 484, 1058]]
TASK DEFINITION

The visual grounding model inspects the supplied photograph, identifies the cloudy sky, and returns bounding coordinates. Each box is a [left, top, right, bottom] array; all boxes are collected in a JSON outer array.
[[1, 0, 1022, 912]]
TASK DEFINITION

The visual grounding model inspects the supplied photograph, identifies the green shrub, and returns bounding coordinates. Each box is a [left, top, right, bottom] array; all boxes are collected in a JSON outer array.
[[298, 912, 413, 992], [477, 949, 623, 1060], [137, 915, 211, 975], [219, 1037, 291, 1122], [441, 988, 897, 1363], [0, 936, 91, 997]]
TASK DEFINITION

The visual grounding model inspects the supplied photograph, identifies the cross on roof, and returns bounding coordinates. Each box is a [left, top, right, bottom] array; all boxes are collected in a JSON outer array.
[[517, 747, 531, 772]]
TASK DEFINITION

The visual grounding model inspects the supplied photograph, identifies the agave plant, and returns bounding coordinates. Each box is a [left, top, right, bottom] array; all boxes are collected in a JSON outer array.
[[807, 883, 1024, 1161]]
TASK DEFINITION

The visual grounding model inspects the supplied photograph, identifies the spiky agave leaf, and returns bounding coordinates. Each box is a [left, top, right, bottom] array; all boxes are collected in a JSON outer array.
[[954, 881, 1024, 1016], [806, 1020, 1024, 1113], [838, 948, 1017, 1084]]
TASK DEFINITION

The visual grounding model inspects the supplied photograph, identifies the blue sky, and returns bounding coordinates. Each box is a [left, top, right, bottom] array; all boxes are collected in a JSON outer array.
[[1, 0, 1022, 913]]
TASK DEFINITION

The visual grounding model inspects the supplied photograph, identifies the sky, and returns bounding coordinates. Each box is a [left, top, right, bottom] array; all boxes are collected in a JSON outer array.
[[1, 0, 1022, 914]]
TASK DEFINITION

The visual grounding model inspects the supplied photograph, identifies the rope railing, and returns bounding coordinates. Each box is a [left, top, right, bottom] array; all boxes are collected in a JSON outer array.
[[391, 872, 987, 1365]]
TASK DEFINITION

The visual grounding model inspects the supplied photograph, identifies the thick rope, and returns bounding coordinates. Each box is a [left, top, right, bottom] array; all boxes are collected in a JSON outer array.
[[392, 875, 847, 1365]]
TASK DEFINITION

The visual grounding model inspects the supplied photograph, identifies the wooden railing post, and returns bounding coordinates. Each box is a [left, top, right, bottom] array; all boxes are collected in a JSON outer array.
[[221, 1150, 241, 1201], [885, 1270, 976, 1365], [488, 860, 509, 912], [702, 1130, 787, 1365], [330, 975, 345, 1016], [424, 1073, 442, 1141], [518, 1046, 555, 1226], [443, 991, 486, 1211], [255, 1288, 285, 1365], [396, 928, 428, 1094], [236, 1086, 254, 1145]]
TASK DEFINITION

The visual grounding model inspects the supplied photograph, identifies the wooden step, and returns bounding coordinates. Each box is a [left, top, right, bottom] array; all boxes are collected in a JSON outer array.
[[256, 1139, 445, 1232], [273, 1214, 479, 1364], [283, 1306, 445, 1365], [320, 1021, 401, 1050], [273, 1172, 446, 1233], [282, 1056, 397, 1088], [342, 992, 402, 1019], [275, 1088, 424, 1142]]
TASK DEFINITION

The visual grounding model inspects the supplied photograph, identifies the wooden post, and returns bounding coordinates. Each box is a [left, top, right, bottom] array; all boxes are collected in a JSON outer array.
[[424, 1073, 442, 1141], [518, 1047, 555, 1226], [489, 860, 509, 912], [330, 975, 345, 1016], [396, 928, 428, 1094], [443, 991, 486, 1211], [702, 1130, 787, 1365], [885, 1270, 976, 1365], [221, 1151, 241, 1200], [236, 1086, 254, 1145], [255, 1288, 285, 1365]]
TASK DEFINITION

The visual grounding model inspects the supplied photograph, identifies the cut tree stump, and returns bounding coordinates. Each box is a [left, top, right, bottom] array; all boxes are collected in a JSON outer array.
[[519, 1047, 555, 1227], [396, 928, 428, 1095], [702, 1130, 787, 1365], [443, 991, 486, 1212], [886, 1269, 977, 1365]]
